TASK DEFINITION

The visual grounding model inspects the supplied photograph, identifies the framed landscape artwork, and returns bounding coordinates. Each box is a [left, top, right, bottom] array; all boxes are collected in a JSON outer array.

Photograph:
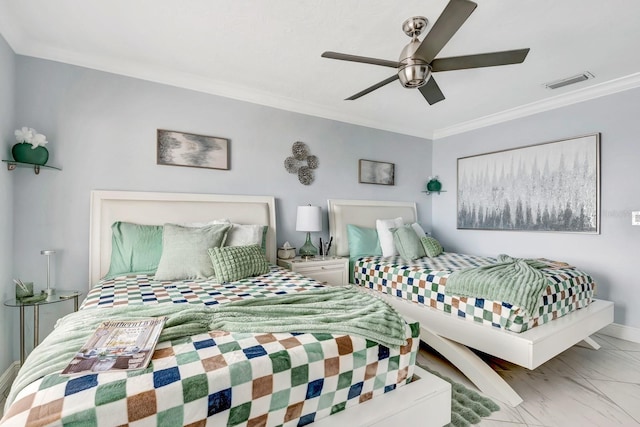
[[358, 159, 395, 185], [457, 133, 600, 233], [157, 129, 230, 170]]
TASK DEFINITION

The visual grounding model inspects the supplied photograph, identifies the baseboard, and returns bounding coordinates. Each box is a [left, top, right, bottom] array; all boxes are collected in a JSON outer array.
[[600, 323, 640, 344], [0, 361, 20, 399]]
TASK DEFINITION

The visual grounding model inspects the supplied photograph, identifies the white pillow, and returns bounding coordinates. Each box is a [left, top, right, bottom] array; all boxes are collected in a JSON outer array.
[[411, 222, 427, 238], [212, 219, 265, 247], [376, 217, 404, 257], [181, 219, 266, 248]]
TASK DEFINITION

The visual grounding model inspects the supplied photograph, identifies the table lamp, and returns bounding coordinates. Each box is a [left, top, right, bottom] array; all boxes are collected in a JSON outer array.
[[41, 250, 56, 295], [296, 205, 322, 258]]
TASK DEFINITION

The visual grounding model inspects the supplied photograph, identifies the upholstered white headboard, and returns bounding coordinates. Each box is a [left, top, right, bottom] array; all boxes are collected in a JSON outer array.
[[327, 199, 417, 257], [89, 190, 277, 286]]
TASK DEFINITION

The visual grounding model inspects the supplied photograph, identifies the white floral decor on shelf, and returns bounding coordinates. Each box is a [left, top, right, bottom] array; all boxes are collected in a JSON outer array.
[[15, 127, 48, 149], [11, 126, 51, 168]]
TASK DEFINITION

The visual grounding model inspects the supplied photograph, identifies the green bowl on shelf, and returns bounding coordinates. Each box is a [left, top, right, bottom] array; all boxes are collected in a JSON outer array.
[[426, 179, 442, 192], [11, 143, 49, 166]]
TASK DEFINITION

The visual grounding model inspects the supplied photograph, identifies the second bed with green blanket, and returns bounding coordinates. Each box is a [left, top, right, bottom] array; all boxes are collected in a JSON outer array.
[[353, 252, 595, 333], [2, 267, 419, 426]]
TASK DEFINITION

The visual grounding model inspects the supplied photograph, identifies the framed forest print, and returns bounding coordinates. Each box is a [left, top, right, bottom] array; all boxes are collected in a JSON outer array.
[[457, 133, 600, 233]]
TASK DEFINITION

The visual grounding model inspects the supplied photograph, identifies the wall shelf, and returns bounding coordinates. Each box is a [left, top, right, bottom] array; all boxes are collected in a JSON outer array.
[[3, 160, 61, 175], [423, 177, 445, 195]]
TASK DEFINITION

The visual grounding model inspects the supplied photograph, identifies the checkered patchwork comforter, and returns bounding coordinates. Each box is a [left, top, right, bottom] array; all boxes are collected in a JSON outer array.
[[80, 266, 328, 309], [353, 252, 595, 333], [2, 266, 419, 426]]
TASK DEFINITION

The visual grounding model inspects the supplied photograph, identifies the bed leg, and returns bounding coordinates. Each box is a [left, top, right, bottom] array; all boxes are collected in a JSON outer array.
[[419, 327, 524, 407], [578, 336, 601, 350]]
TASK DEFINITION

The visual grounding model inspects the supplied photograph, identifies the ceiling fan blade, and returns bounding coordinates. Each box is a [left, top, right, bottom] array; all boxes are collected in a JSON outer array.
[[414, 0, 477, 63], [346, 75, 399, 100], [322, 51, 400, 69], [419, 77, 446, 105], [431, 48, 530, 72]]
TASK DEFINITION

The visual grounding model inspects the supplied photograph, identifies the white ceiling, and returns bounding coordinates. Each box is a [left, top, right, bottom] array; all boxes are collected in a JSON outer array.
[[1, 0, 640, 140]]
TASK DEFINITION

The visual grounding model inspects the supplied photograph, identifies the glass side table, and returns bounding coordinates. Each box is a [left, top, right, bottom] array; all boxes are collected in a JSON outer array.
[[4, 290, 81, 365]]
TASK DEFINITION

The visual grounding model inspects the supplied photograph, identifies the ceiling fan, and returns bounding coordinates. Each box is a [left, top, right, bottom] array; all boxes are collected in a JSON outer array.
[[321, 0, 530, 105]]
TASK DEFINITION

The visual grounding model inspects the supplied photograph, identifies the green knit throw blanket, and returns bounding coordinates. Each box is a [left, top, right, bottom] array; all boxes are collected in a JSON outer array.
[[445, 254, 549, 317], [6, 286, 406, 408]]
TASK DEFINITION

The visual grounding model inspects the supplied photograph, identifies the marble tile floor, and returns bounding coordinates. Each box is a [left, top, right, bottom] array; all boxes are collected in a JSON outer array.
[[417, 333, 640, 426]]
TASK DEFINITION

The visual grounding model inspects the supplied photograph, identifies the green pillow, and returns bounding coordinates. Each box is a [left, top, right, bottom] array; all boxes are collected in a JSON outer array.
[[391, 225, 426, 260], [346, 224, 382, 258], [208, 244, 270, 283], [421, 236, 444, 258], [105, 222, 163, 279], [154, 223, 231, 281]]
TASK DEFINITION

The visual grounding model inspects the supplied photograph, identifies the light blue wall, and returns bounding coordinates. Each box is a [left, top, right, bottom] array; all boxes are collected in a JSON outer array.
[[9, 55, 433, 360], [9, 38, 639, 369], [432, 87, 640, 328], [0, 34, 15, 373]]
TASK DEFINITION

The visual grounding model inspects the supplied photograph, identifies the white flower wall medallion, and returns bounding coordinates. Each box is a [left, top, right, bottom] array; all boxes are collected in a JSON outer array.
[[284, 141, 318, 185]]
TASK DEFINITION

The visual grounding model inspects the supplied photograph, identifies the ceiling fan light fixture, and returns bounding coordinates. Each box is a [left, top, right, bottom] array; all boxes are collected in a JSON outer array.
[[398, 62, 431, 88]]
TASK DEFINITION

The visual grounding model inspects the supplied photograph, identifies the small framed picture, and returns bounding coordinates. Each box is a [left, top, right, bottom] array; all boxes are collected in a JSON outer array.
[[358, 159, 395, 185], [157, 129, 230, 170]]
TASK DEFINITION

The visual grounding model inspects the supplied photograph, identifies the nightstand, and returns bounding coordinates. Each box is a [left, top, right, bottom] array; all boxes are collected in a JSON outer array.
[[277, 257, 349, 286], [4, 290, 81, 365]]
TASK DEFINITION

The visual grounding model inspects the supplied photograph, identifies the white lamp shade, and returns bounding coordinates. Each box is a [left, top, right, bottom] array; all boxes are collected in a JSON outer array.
[[296, 205, 322, 232]]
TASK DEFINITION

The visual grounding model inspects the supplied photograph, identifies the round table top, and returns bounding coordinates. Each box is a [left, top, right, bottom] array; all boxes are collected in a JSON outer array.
[[4, 289, 81, 307]]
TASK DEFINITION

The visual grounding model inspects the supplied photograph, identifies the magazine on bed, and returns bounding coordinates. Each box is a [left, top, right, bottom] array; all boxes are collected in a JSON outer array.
[[61, 317, 167, 376]]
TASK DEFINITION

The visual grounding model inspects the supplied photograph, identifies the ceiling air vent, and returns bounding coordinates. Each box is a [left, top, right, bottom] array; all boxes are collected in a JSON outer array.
[[544, 72, 594, 90]]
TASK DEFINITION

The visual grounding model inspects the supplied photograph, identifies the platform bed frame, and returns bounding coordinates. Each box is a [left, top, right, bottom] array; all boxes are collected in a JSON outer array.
[[87, 191, 451, 426], [328, 198, 614, 407]]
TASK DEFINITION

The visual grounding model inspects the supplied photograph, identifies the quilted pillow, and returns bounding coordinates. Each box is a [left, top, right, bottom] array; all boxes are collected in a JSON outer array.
[[421, 236, 444, 258], [105, 222, 163, 279], [155, 223, 231, 280], [208, 244, 270, 283], [376, 217, 404, 257], [391, 224, 426, 260]]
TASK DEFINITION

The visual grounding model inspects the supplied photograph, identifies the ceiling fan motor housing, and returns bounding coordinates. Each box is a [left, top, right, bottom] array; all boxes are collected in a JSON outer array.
[[398, 39, 431, 88]]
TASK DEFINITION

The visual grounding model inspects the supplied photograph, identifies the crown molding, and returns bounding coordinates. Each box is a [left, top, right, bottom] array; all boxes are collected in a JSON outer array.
[[7, 37, 430, 140], [432, 72, 640, 140], [4, 17, 640, 143]]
